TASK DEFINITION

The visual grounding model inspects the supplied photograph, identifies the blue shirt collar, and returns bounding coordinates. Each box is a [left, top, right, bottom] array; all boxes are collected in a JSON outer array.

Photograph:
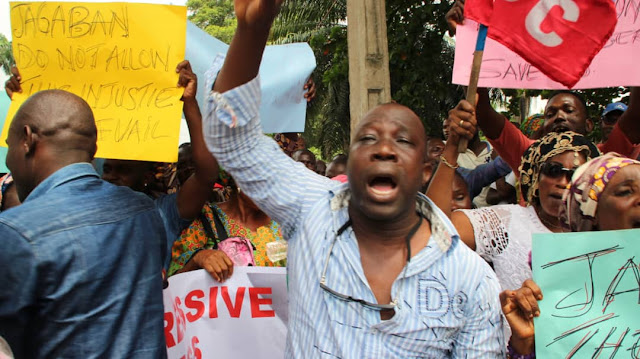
[[327, 184, 459, 254], [23, 163, 99, 203]]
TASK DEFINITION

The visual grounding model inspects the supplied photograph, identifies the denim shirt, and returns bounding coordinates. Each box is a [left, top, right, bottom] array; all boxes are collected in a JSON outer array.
[[457, 156, 512, 198], [0, 163, 168, 358]]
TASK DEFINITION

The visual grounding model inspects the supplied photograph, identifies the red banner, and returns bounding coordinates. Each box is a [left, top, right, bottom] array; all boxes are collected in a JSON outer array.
[[486, 0, 617, 88], [464, 0, 494, 25]]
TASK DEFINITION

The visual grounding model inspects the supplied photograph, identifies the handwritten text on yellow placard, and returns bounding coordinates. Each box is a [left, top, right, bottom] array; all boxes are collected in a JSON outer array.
[[2, 2, 187, 162]]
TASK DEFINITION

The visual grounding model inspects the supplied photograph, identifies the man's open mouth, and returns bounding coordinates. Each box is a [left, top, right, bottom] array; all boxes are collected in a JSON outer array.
[[368, 176, 397, 196]]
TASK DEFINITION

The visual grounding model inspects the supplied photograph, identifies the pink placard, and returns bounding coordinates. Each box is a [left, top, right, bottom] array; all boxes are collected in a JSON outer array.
[[453, 0, 640, 89]]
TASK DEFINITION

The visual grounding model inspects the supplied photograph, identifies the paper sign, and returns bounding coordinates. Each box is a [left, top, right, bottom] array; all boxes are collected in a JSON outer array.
[[185, 22, 316, 133], [453, 0, 640, 89], [184, 21, 228, 112], [1, 2, 187, 162], [532, 229, 640, 358], [163, 267, 288, 359], [258, 43, 316, 133]]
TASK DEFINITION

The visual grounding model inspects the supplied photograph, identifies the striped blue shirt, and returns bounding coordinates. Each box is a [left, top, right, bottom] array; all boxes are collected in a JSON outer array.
[[202, 76, 506, 358]]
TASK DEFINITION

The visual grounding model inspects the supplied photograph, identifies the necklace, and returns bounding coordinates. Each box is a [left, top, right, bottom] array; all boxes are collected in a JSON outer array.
[[537, 210, 564, 231]]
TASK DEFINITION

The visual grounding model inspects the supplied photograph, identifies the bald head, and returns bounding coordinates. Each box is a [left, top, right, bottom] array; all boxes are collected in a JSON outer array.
[[11, 90, 97, 157], [6, 90, 97, 201], [353, 103, 428, 158]]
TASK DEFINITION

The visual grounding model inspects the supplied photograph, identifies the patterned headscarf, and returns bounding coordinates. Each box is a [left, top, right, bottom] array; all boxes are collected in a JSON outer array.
[[520, 114, 544, 139], [561, 153, 640, 232], [518, 131, 600, 205], [274, 133, 303, 157]]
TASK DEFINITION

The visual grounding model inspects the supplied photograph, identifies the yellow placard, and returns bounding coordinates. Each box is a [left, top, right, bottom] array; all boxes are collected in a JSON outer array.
[[2, 2, 187, 162]]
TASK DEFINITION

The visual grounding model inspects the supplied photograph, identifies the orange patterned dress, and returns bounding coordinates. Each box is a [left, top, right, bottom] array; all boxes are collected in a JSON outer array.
[[168, 203, 284, 276]]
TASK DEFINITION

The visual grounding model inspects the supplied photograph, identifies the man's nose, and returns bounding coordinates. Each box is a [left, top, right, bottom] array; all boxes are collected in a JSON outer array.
[[372, 140, 397, 161]]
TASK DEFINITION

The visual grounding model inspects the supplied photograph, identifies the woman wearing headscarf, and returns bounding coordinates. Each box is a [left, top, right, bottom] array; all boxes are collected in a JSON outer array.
[[561, 153, 640, 231], [429, 125, 601, 292], [501, 153, 640, 357], [167, 172, 285, 281]]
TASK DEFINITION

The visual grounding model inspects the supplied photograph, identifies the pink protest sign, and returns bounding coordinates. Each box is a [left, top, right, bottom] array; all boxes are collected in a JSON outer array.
[[453, 0, 640, 89]]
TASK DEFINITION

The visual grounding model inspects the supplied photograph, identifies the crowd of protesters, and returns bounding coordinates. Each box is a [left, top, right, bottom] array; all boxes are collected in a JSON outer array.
[[0, 0, 639, 358]]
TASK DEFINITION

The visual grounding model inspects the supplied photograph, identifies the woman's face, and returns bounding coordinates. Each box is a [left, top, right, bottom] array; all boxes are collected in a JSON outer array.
[[538, 151, 587, 217], [596, 165, 640, 230], [451, 175, 473, 211]]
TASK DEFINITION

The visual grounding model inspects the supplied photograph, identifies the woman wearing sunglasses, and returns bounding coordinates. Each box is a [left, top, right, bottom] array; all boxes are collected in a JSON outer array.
[[428, 123, 600, 294], [501, 153, 640, 357]]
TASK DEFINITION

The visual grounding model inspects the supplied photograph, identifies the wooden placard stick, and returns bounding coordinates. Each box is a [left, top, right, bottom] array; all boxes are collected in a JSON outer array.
[[458, 24, 488, 153]]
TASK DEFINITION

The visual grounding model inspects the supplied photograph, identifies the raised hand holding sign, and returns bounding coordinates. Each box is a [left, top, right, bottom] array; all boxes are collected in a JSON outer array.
[[2, 2, 187, 162], [456, 0, 622, 89]]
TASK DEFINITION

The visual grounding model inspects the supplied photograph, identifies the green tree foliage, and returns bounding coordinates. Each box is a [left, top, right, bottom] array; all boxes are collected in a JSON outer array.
[[187, 0, 628, 154], [386, 1, 463, 138], [273, 0, 464, 157], [0, 34, 14, 75], [187, 0, 237, 44], [272, 0, 348, 159], [306, 26, 350, 159]]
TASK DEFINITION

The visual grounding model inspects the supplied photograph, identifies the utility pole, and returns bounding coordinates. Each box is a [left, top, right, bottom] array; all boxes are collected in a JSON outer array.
[[346, 0, 392, 137]]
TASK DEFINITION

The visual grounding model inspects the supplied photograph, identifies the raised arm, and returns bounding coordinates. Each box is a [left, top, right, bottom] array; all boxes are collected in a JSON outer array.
[[445, 0, 465, 36], [175, 60, 219, 219], [213, 0, 282, 94], [616, 87, 640, 144], [476, 88, 533, 171], [426, 100, 477, 249], [476, 88, 507, 140], [4, 66, 22, 99], [202, 0, 331, 237]]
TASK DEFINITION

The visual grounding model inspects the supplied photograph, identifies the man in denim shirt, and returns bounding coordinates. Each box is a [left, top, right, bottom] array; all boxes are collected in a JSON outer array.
[[0, 90, 168, 358]]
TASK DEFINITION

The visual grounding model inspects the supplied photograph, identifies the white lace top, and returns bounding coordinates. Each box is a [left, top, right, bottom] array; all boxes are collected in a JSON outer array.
[[458, 205, 551, 291]]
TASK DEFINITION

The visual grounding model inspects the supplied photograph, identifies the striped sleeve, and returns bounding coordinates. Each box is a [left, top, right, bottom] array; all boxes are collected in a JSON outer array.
[[201, 76, 332, 239]]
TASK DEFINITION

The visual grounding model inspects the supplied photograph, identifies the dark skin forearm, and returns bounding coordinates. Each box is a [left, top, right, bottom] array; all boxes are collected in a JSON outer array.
[[426, 143, 458, 218], [174, 60, 219, 220], [618, 87, 640, 144], [476, 88, 507, 140], [177, 99, 219, 219], [213, 0, 282, 93], [213, 26, 270, 94], [183, 98, 217, 188], [427, 99, 477, 216]]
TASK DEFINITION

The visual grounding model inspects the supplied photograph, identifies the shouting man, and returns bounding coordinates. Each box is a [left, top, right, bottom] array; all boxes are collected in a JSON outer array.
[[201, 0, 505, 357]]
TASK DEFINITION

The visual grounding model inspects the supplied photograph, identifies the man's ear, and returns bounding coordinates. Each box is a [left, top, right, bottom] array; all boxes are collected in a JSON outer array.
[[22, 125, 37, 156], [586, 118, 594, 133]]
